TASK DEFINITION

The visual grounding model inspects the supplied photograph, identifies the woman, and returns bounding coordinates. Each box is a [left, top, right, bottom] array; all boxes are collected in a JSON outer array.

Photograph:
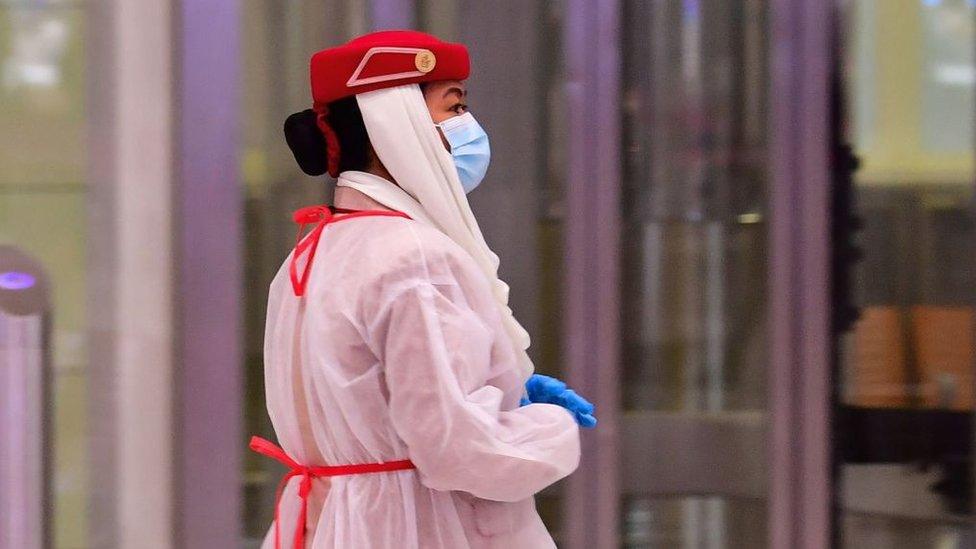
[[251, 30, 596, 549]]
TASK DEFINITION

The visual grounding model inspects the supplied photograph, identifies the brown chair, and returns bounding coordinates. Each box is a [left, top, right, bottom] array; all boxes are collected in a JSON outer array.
[[849, 306, 910, 408], [912, 306, 974, 411]]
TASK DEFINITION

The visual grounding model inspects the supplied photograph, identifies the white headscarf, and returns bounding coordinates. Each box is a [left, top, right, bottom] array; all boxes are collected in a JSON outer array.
[[336, 84, 533, 378]]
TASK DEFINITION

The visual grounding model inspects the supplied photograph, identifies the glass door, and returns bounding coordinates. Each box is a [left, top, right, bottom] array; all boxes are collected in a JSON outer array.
[[618, 1, 770, 547]]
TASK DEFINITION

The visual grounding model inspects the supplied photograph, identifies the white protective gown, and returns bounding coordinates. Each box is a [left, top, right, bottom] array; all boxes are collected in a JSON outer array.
[[260, 211, 581, 548]]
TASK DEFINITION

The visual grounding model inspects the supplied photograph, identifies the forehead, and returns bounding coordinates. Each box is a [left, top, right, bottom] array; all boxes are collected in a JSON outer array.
[[425, 79, 466, 97]]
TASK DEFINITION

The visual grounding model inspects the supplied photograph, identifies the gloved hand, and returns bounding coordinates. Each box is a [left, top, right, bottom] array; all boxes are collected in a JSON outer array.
[[520, 374, 597, 428]]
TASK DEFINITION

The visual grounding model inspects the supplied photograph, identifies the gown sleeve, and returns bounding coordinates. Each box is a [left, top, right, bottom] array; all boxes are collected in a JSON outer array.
[[372, 275, 581, 502]]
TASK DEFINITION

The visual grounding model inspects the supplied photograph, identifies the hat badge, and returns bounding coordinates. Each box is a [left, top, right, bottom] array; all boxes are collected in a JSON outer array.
[[415, 50, 436, 73]]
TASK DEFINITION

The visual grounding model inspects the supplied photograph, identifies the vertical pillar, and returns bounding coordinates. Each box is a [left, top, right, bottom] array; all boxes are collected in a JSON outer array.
[[87, 0, 175, 547], [562, 1, 622, 548], [173, 0, 243, 547], [768, 0, 833, 547]]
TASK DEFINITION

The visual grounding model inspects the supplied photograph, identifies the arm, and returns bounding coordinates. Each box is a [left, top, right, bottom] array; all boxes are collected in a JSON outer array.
[[375, 281, 580, 502]]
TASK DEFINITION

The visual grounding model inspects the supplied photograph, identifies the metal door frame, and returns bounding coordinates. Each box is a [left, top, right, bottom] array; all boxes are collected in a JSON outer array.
[[560, 0, 835, 548]]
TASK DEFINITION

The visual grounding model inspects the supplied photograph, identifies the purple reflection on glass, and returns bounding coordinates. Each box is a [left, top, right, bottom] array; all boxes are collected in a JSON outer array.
[[0, 271, 36, 291]]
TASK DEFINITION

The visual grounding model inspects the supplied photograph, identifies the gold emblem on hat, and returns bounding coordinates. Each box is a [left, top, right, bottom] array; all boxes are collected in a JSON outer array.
[[415, 50, 436, 73]]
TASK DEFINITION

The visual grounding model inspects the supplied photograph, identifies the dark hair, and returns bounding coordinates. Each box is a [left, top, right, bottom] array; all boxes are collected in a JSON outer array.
[[283, 96, 371, 176]]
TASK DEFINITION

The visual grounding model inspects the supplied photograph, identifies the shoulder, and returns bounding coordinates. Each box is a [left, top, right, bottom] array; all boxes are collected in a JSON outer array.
[[354, 218, 495, 325], [366, 219, 483, 287]]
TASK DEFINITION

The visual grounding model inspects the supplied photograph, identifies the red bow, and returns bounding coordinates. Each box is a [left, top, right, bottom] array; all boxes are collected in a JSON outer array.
[[249, 436, 415, 549], [288, 205, 412, 297], [289, 205, 334, 297]]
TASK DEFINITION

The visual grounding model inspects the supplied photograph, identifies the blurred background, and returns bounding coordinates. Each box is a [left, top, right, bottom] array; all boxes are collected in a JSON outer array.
[[0, 0, 974, 548]]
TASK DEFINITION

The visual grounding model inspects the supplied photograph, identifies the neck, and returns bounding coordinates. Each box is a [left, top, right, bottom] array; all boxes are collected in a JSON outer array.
[[333, 174, 393, 212], [367, 161, 395, 183]]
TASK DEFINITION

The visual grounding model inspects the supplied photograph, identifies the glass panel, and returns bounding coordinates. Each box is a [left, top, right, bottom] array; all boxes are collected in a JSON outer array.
[[0, 3, 89, 547], [620, 0, 769, 546], [839, 0, 975, 547], [621, 0, 768, 413]]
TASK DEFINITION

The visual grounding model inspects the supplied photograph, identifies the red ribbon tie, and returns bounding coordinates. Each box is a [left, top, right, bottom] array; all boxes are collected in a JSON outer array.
[[249, 435, 415, 549]]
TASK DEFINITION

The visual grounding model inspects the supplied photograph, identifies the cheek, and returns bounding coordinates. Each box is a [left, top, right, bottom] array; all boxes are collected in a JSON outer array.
[[423, 95, 442, 122], [428, 108, 452, 124]]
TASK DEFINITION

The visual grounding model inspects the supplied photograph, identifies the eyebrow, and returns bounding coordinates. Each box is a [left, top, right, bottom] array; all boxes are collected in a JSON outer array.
[[442, 86, 467, 100]]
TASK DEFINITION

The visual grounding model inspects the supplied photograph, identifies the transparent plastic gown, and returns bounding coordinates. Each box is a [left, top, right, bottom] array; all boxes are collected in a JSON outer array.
[[259, 214, 580, 549]]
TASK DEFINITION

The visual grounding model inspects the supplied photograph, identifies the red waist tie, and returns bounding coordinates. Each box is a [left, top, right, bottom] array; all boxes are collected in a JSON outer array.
[[249, 436, 416, 549], [289, 204, 411, 297]]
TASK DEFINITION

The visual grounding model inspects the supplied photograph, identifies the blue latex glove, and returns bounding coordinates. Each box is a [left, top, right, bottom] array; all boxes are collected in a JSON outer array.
[[520, 374, 597, 428]]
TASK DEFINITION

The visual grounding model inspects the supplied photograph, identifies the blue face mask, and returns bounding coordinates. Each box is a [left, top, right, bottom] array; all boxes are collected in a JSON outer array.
[[437, 112, 491, 193]]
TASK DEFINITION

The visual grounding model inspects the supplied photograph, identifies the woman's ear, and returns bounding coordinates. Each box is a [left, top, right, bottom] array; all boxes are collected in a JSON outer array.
[[284, 109, 328, 176]]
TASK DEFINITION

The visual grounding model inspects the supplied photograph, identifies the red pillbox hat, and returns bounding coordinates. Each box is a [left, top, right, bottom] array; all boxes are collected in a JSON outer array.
[[310, 30, 470, 106], [308, 30, 470, 177]]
